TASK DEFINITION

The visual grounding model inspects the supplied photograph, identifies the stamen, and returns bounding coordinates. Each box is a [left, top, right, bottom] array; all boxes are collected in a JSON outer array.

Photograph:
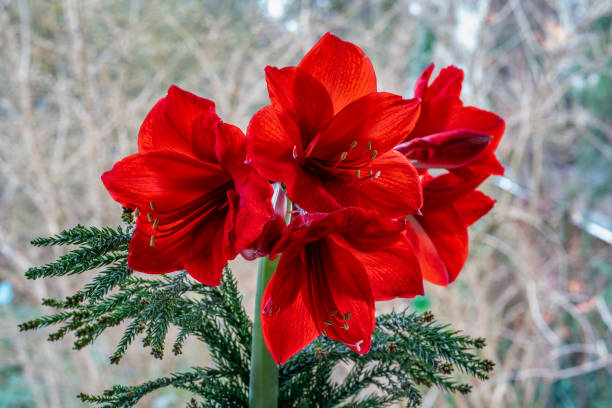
[[147, 213, 153, 222], [149, 235, 156, 247], [344, 322, 349, 331], [149, 200, 155, 210], [262, 299, 273, 316], [321, 329, 327, 336], [133, 208, 140, 218], [152, 218, 159, 231], [368, 170, 373, 176], [343, 312, 351, 321], [329, 310, 338, 317], [355, 169, 361, 179], [292, 145, 298, 159], [374, 171, 381, 179], [340, 151, 348, 160], [349, 140, 358, 149], [367, 141, 372, 150], [324, 319, 333, 326], [370, 150, 378, 160]]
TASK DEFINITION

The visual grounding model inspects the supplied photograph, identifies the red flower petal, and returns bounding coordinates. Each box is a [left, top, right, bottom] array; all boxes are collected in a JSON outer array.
[[184, 213, 230, 286], [405, 185, 493, 286], [454, 190, 495, 226], [138, 85, 217, 161], [454, 152, 505, 176], [126, 203, 230, 286], [410, 94, 462, 139], [422, 172, 489, 209], [231, 171, 274, 255], [336, 236, 424, 301], [272, 208, 404, 255], [302, 238, 375, 354], [310, 92, 421, 162], [404, 205, 467, 286], [335, 209, 407, 251], [213, 121, 274, 262], [396, 129, 491, 169], [409, 92, 505, 177], [215, 122, 248, 179], [444, 106, 505, 174], [246, 105, 297, 181], [127, 228, 184, 274], [261, 248, 320, 364], [242, 184, 287, 260], [215, 119, 275, 242], [298, 32, 377, 113], [322, 150, 423, 217], [423, 65, 464, 101], [414, 63, 434, 99], [287, 165, 342, 213], [265, 66, 334, 146], [101, 151, 230, 213]]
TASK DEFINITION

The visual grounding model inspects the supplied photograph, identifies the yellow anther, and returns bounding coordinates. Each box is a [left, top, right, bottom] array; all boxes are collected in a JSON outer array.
[[369, 170, 373, 176], [344, 312, 351, 321], [344, 322, 349, 331], [355, 169, 361, 179], [367, 141, 372, 150], [149, 200, 156, 210], [329, 310, 338, 317], [133, 208, 140, 218], [324, 319, 333, 326], [321, 329, 327, 336], [152, 218, 159, 231], [370, 150, 378, 160], [340, 151, 348, 160], [149, 235, 156, 247], [147, 213, 153, 222], [349, 140, 358, 149]]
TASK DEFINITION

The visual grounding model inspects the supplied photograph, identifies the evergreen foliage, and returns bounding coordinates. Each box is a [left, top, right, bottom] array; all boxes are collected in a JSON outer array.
[[20, 220, 494, 407]]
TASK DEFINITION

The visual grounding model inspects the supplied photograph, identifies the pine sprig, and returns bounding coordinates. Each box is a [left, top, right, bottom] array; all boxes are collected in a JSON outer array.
[[77, 368, 246, 408], [26, 225, 131, 279], [278, 310, 494, 407], [21, 224, 493, 407], [82, 261, 133, 302], [30, 225, 132, 247]]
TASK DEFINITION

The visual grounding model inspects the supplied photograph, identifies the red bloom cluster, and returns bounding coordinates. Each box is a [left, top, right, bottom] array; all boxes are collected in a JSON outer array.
[[102, 33, 504, 364]]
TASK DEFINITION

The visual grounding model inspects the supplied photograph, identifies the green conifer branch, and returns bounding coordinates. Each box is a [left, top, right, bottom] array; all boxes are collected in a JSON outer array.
[[278, 310, 494, 407], [30, 225, 132, 247]]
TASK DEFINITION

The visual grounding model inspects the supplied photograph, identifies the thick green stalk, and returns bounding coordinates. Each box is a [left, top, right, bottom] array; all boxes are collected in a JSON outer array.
[[249, 255, 279, 408]]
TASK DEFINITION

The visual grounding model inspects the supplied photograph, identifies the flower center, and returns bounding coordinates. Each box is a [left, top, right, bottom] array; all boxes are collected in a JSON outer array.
[[135, 180, 234, 246], [293, 139, 382, 183]]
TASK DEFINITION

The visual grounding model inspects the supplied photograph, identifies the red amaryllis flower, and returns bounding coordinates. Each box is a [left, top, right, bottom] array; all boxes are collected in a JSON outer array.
[[102, 86, 273, 285], [261, 208, 423, 364], [247, 33, 422, 217], [404, 172, 494, 286], [398, 64, 505, 183]]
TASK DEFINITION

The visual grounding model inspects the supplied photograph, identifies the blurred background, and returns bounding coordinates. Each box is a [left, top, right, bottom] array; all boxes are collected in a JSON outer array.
[[1, 0, 611, 406]]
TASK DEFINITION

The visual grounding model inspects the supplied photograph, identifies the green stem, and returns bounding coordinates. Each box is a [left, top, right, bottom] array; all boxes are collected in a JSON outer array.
[[249, 255, 279, 408]]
